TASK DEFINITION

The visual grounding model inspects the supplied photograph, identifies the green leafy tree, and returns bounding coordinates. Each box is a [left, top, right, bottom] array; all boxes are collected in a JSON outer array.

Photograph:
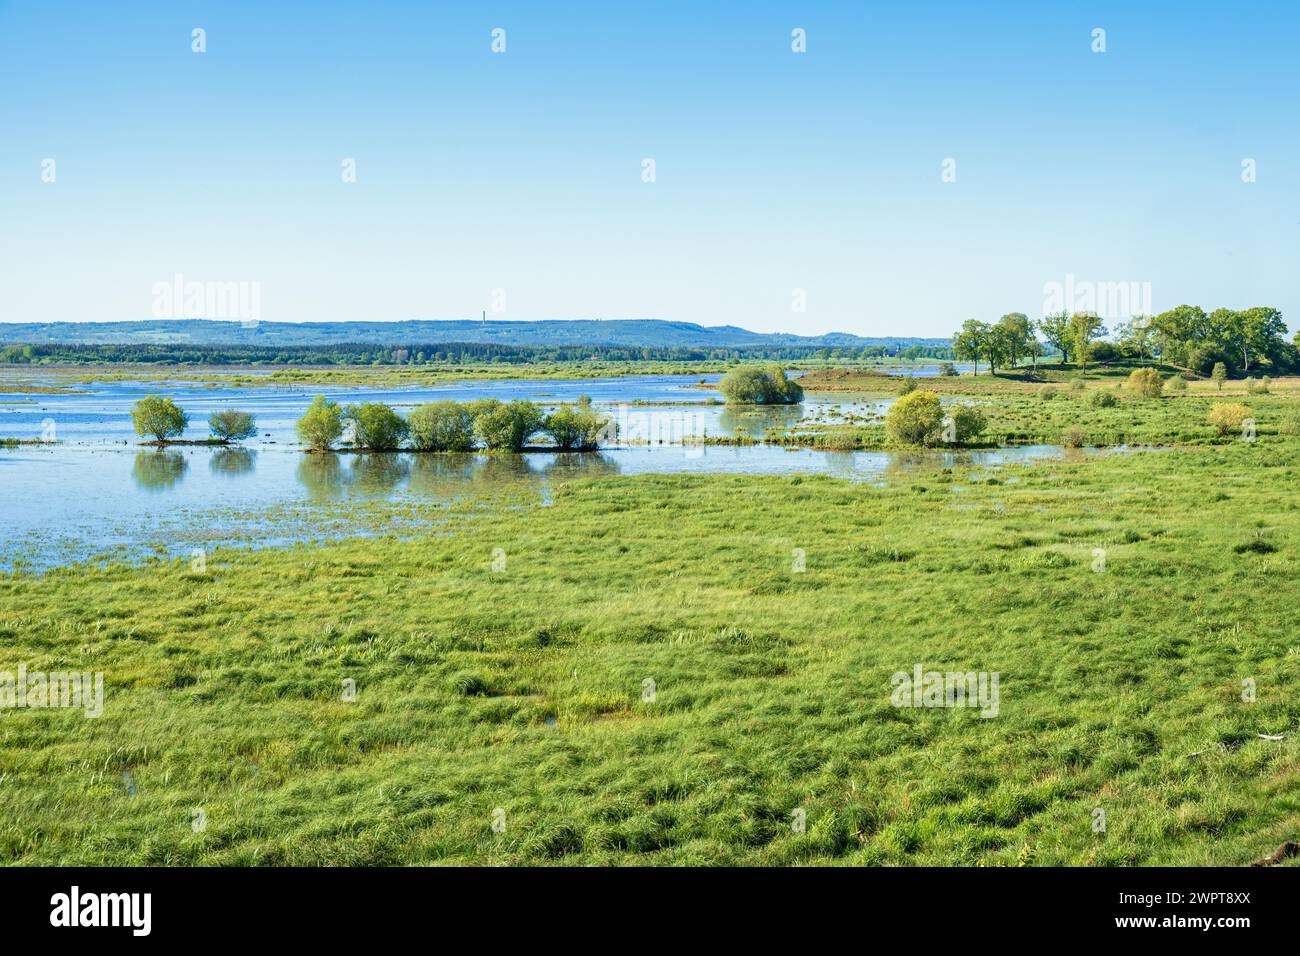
[[545, 406, 615, 451], [952, 319, 990, 375], [207, 409, 257, 442], [343, 402, 409, 450], [718, 366, 803, 404], [1151, 304, 1209, 370], [1026, 337, 1044, 371], [130, 395, 188, 442], [1069, 312, 1106, 369], [409, 401, 476, 451], [995, 313, 1031, 369], [1211, 362, 1228, 390], [1114, 315, 1155, 360], [1036, 312, 1072, 364], [885, 390, 943, 446], [1234, 306, 1286, 372], [296, 394, 344, 451], [473, 399, 545, 451]]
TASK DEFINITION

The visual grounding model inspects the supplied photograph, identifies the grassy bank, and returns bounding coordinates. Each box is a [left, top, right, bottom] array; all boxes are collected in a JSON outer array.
[[2, 436, 1298, 865], [779, 367, 1300, 449], [0, 358, 945, 390]]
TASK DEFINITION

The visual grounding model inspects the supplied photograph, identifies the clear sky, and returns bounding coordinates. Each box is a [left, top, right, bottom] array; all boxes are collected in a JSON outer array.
[[2, 0, 1296, 337]]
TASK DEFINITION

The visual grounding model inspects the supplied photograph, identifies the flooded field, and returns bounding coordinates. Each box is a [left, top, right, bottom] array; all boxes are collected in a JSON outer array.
[[1, 372, 1090, 570]]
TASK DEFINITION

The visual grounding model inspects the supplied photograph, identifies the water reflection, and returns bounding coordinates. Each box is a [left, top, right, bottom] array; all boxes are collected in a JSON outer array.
[[407, 453, 479, 496], [882, 449, 967, 483], [296, 453, 347, 500], [542, 452, 620, 478], [476, 454, 536, 483], [349, 453, 411, 495], [818, 450, 858, 473], [209, 446, 256, 477], [132, 449, 188, 491]]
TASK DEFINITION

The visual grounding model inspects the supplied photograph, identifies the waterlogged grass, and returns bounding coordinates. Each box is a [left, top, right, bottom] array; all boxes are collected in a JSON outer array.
[[0, 358, 954, 390], [3, 436, 1300, 865], [775, 392, 1299, 449], [778, 369, 1300, 449]]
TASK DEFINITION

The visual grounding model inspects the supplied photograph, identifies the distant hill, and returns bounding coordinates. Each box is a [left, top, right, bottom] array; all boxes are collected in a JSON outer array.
[[0, 319, 948, 350]]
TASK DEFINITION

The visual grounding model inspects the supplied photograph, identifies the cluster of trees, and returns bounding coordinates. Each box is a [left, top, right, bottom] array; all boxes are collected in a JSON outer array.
[[296, 395, 614, 453], [953, 313, 1064, 373], [952, 305, 1291, 376], [130, 396, 256, 443], [718, 367, 804, 404], [1111, 306, 1289, 375]]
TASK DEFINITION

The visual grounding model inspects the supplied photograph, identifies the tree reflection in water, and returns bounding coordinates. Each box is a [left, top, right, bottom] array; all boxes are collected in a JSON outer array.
[[349, 453, 410, 495], [209, 446, 256, 477], [296, 453, 347, 500], [882, 449, 972, 483], [407, 453, 479, 497], [542, 452, 620, 479], [132, 449, 188, 491]]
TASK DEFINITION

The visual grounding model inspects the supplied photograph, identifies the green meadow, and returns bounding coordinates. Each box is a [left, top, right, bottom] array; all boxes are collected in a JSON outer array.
[[2, 373, 1299, 866]]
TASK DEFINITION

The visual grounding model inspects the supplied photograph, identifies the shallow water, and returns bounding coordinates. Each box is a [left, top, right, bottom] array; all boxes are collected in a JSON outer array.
[[0, 372, 1079, 570]]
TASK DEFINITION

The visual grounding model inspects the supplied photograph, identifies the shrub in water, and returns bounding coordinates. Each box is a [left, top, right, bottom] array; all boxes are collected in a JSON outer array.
[[718, 366, 803, 405], [208, 409, 257, 442], [545, 406, 615, 451], [296, 394, 344, 451], [130, 395, 189, 442], [473, 399, 546, 451], [409, 401, 475, 452], [1062, 426, 1086, 448], [1207, 403, 1251, 437], [343, 402, 409, 450], [886, 390, 943, 446]]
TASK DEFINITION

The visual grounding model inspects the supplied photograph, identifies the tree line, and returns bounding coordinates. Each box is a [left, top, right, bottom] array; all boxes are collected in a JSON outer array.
[[0, 341, 944, 366], [952, 306, 1290, 376], [128, 395, 615, 452]]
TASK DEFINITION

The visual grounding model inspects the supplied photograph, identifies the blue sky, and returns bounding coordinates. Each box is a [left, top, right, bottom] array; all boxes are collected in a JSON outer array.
[[2, 0, 1296, 337]]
